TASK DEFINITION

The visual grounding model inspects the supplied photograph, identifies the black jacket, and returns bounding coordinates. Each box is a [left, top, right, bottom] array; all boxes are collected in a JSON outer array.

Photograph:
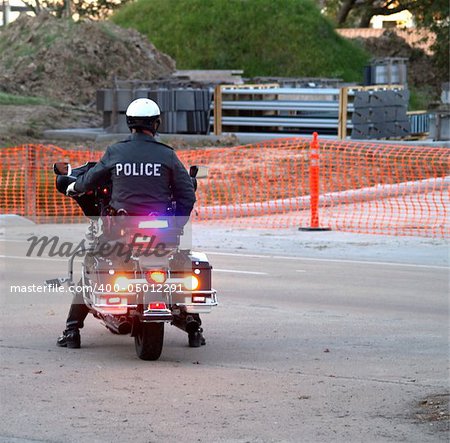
[[74, 133, 196, 216]]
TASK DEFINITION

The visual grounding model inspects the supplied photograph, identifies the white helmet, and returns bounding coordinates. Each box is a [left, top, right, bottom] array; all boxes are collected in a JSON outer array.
[[126, 98, 161, 131]]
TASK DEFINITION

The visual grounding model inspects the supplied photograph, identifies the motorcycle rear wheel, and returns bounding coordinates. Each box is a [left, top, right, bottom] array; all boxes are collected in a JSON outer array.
[[134, 322, 164, 361]]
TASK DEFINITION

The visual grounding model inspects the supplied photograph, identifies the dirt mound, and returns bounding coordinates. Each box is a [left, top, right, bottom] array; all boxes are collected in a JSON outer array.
[[0, 13, 175, 105]]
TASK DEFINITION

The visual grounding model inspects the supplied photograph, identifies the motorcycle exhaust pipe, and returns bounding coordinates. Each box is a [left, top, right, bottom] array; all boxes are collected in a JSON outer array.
[[104, 315, 132, 335], [172, 315, 200, 333], [117, 321, 132, 334]]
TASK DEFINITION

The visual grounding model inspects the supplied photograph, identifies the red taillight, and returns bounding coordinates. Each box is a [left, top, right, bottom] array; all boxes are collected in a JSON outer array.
[[148, 302, 167, 310], [145, 270, 167, 284]]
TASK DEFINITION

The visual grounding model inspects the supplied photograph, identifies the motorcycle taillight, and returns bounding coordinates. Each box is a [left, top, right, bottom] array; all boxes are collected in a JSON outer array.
[[148, 302, 167, 310]]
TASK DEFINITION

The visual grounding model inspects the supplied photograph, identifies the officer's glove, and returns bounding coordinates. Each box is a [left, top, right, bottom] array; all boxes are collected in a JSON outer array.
[[66, 182, 83, 197]]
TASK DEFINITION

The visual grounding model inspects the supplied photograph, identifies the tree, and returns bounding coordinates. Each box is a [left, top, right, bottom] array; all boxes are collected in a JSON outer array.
[[320, 0, 449, 84], [22, 0, 131, 19], [410, 0, 449, 83], [322, 0, 415, 27]]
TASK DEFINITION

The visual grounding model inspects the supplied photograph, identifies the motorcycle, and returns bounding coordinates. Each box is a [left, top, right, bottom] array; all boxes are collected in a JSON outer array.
[[46, 161, 218, 360]]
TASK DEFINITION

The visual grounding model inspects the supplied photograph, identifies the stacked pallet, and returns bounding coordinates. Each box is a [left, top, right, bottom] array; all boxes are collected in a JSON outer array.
[[97, 87, 212, 134]]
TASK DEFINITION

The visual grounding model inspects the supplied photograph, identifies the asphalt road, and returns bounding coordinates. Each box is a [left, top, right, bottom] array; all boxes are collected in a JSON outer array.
[[0, 239, 448, 443]]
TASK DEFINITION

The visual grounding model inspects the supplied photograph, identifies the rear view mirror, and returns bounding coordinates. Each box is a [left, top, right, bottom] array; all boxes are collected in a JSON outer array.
[[53, 162, 72, 176], [189, 165, 209, 179], [196, 166, 209, 179]]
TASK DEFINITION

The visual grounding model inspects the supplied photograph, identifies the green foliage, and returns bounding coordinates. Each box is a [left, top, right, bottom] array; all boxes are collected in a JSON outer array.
[[409, 87, 432, 111], [23, 0, 132, 19], [112, 0, 369, 81], [411, 0, 449, 87], [0, 92, 52, 105]]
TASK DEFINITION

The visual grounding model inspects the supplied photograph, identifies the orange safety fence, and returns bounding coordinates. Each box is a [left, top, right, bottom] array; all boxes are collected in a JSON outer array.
[[0, 139, 448, 238]]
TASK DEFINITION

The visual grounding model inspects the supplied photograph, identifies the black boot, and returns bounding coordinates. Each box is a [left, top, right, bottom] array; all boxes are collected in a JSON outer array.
[[58, 281, 88, 349], [57, 329, 81, 348], [188, 327, 206, 348]]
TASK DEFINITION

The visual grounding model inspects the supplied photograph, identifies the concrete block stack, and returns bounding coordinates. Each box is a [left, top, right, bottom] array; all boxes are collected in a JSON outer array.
[[351, 89, 410, 139]]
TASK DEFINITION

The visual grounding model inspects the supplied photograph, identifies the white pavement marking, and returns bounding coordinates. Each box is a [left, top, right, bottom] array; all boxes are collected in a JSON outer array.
[[0, 255, 70, 262], [1, 250, 447, 270], [0, 239, 29, 242], [0, 253, 308, 276], [214, 268, 268, 275], [205, 251, 449, 270], [0, 255, 268, 275]]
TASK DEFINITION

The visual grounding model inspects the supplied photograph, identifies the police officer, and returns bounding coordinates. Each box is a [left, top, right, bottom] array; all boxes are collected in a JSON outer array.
[[67, 98, 195, 217], [57, 98, 203, 348]]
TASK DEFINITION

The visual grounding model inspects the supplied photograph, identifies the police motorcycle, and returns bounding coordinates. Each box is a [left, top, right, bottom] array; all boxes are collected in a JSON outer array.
[[48, 161, 217, 360]]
